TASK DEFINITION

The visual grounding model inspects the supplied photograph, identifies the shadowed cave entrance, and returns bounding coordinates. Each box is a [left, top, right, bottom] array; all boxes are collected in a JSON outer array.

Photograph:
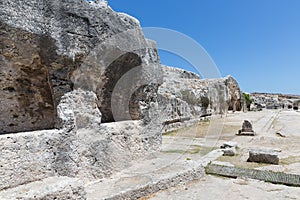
[[98, 52, 143, 123]]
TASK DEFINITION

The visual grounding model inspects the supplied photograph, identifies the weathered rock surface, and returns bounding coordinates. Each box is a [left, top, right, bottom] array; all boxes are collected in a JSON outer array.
[[0, 129, 60, 191], [220, 141, 238, 156], [0, 0, 163, 192], [251, 92, 300, 110], [0, 0, 246, 197], [0, 24, 58, 134], [56, 89, 101, 131], [0, 0, 160, 134], [0, 177, 86, 200], [222, 147, 236, 156], [158, 67, 244, 132], [237, 120, 255, 136], [247, 148, 279, 165], [0, 0, 244, 135], [0, 119, 158, 191], [220, 141, 238, 149]]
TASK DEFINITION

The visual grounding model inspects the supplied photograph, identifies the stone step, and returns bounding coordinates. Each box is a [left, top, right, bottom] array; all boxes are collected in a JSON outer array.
[[0, 177, 86, 200], [206, 162, 300, 187], [85, 150, 223, 200]]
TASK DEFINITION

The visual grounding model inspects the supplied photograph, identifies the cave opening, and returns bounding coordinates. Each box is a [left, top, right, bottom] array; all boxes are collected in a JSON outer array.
[[98, 52, 143, 123]]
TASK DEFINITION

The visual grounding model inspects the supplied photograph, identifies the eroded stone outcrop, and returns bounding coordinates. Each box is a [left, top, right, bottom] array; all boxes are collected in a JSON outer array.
[[0, 0, 160, 134], [0, 24, 56, 134], [251, 93, 300, 110], [0, 0, 163, 193], [0, 0, 245, 196], [158, 67, 244, 132]]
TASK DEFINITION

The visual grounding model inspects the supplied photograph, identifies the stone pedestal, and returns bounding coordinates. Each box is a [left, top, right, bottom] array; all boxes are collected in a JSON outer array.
[[237, 120, 255, 136]]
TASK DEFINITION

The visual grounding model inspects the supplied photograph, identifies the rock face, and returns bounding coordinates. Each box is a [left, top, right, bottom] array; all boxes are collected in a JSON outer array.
[[56, 89, 102, 131], [0, 24, 57, 134], [0, 0, 246, 196], [0, 0, 160, 134], [0, 0, 162, 192], [251, 93, 300, 110], [0, 98, 155, 191], [158, 67, 244, 132], [0, 0, 244, 135]]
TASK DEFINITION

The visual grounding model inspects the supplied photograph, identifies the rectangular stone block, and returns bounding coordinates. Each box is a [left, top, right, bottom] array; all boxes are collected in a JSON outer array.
[[247, 148, 279, 165]]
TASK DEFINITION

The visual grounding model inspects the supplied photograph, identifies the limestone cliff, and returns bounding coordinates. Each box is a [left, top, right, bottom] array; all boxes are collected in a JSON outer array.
[[158, 66, 244, 132], [0, 0, 162, 190], [0, 0, 160, 134], [0, 0, 245, 194], [251, 93, 300, 110]]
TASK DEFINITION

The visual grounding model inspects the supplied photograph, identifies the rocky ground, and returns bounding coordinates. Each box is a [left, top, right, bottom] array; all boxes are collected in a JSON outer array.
[[147, 175, 300, 200], [1, 1, 299, 199], [145, 109, 300, 200]]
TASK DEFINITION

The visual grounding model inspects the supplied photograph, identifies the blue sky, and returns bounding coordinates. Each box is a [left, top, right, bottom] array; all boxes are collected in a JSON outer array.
[[109, 0, 300, 95]]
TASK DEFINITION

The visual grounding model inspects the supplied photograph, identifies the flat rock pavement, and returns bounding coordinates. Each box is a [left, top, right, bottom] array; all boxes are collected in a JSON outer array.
[[148, 109, 300, 199], [85, 146, 223, 200], [148, 175, 300, 200]]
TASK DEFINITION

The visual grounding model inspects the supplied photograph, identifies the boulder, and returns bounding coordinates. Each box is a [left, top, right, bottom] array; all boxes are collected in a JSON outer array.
[[221, 141, 237, 156], [247, 148, 279, 165], [222, 147, 236, 156], [220, 141, 238, 149]]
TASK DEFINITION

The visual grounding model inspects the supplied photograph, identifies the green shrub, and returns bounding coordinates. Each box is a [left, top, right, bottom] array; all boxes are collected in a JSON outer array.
[[243, 93, 252, 110]]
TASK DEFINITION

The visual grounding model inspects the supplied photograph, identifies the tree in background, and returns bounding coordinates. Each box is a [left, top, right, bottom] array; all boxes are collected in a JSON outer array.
[[243, 93, 252, 111]]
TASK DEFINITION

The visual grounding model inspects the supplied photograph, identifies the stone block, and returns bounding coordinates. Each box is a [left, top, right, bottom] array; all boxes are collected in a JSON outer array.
[[247, 148, 279, 165], [222, 147, 236, 156]]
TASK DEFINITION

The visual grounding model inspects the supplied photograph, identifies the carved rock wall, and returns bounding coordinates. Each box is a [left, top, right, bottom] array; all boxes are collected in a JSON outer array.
[[0, 1, 163, 191], [0, 0, 160, 134], [158, 66, 244, 132], [0, 0, 245, 194]]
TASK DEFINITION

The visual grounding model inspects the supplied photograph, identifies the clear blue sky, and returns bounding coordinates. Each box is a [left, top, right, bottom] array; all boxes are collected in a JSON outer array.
[[109, 0, 300, 95]]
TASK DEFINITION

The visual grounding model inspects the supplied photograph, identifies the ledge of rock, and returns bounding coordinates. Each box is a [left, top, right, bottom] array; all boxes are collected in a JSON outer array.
[[0, 177, 86, 200]]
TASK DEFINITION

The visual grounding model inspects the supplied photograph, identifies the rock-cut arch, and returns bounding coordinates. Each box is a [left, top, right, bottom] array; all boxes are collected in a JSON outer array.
[[97, 52, 143, 123]]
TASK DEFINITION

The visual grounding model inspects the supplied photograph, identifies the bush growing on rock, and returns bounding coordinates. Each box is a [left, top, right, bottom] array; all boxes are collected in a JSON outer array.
[[243, 93, 252, 110]]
